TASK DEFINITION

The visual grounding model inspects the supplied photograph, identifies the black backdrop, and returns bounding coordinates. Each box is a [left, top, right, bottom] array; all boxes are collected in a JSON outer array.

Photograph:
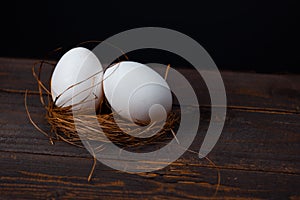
[[1, 0, 299, 73]]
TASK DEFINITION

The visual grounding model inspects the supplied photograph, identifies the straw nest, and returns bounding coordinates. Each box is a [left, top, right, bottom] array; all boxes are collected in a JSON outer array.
[[31, 57, 179, 149]]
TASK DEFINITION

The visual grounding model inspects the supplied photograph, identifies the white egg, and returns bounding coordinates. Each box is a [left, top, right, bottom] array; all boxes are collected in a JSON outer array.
[[51, 47, 103, 109], [103, 61, 172, 123]]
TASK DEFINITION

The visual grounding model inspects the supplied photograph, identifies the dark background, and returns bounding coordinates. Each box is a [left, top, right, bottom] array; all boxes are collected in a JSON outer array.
[[1, 1, 299, 73]]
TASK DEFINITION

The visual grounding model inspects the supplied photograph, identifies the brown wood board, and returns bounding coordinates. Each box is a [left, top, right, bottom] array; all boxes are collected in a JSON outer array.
[[0, 58, 299, 199]]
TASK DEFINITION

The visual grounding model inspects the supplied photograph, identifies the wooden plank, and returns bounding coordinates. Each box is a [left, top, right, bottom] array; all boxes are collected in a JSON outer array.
[[1, 57, 300, 111], [0, 151, 299, 200], [1, 58, 300, 199], [0, 92, 299, 174]]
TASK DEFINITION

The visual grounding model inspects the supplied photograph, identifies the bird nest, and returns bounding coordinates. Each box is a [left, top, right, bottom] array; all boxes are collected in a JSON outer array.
[[29, 57, 179, 149]]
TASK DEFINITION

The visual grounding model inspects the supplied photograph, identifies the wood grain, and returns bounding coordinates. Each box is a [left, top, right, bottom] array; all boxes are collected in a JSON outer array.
[[0, 57, 299, 199]]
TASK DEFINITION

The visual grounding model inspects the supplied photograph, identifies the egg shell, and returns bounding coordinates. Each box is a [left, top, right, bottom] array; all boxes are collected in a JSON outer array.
[[51, 47, 103, 109], [103, 61, 172, 122]]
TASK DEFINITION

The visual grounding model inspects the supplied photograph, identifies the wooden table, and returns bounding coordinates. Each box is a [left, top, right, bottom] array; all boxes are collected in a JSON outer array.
[[0, 57, 299, 199]]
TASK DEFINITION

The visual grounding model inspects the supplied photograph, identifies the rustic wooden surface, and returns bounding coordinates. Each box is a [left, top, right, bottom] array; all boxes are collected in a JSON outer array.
[[0, 57, 299, 199]]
